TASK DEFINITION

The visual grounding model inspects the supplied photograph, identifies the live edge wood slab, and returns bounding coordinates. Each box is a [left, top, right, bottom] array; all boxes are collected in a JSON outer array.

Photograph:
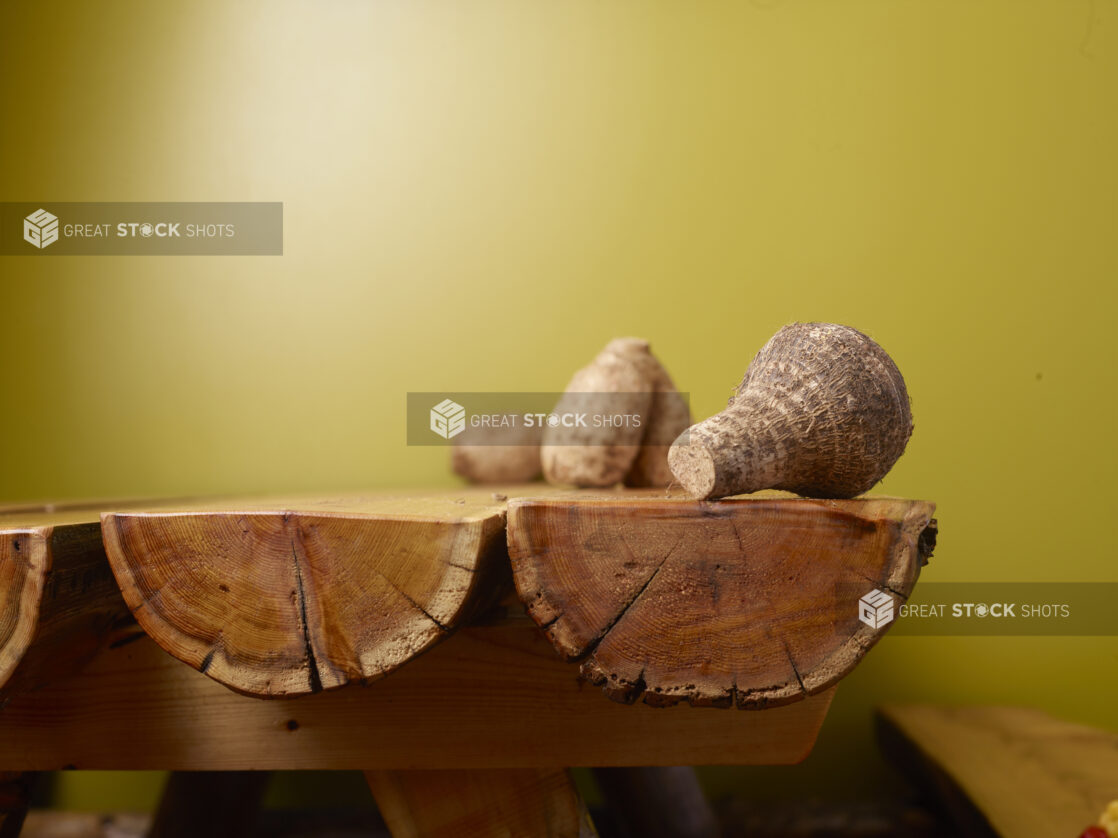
[[508, 493, 937, 709], [0, 504, 133, 705], [98, 488, 934, 709], [101, 491, 510, 698]]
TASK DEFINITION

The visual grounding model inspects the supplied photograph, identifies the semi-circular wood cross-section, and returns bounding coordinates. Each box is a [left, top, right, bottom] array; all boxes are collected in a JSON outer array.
[[0, 529, 48, 697], [1, 507, 132, 702], [102, 492, 508, 698], [508, 494, 936, 709]]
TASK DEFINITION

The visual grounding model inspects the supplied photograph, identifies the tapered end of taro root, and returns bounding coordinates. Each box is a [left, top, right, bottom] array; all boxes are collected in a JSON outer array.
[[666, 436, 719, 499], [101, 493, 508, 698], [509, 493, 936, 709], [667, 415, 783, 500]]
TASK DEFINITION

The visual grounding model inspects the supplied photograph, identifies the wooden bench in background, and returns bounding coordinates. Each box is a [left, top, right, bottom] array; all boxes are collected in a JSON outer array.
[[878, 704, 1118, 838]]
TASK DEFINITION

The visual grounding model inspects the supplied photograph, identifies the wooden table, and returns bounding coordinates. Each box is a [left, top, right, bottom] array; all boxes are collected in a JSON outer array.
[[0, 489, 936, 838]]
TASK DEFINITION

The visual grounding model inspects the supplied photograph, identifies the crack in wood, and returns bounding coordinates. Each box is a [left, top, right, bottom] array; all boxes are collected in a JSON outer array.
[[628, 666, 647, 704], [783, 641, 806, 695], [538, 611, 563, 632], [300, 513, 453, 633], [362, 562, 451, 634], [600, 664, 648, 705], [445, 561, 475, 572], [583, 552, 670, 658], [290, 541, 323, 695], [729, 518, 745, 554], [850, 570, 909, 600]]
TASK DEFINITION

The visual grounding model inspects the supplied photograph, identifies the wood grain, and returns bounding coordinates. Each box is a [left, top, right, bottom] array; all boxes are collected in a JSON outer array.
[[509, 494, 936, 708], [877, 704, 1118, 838], [366, 769, 596, 838], [101, 491, 511, 698], [0, 506, 133, 703], [0, 603, 834, 770]]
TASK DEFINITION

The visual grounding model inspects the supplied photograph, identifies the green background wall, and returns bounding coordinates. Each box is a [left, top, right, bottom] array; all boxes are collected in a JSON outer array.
[[2, 0, 1115, 811]]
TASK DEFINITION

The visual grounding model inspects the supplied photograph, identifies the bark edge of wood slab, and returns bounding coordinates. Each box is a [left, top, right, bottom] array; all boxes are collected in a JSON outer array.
[[101, 493, 509, 698], [508, 496, 936, 709], [1, 513, 133, 703]]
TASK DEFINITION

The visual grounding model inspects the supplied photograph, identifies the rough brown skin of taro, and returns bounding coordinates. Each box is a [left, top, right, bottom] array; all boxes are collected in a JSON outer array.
[[621, 341, 692, 488], [542, 338, 690, 489], [452, 419, 542, 484], [669, 323, 913, 499], [542, 341, 650, 488]]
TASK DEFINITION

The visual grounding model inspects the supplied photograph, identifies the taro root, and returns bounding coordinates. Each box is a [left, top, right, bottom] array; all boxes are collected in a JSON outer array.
[[542, 338, 690, 488], [621, 342, 692, 488], [669, 323, 912, 499], [452, 419, 542, 484]]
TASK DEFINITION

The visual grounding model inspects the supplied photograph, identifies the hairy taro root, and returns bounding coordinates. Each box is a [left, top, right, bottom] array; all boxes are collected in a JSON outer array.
[[668, 323, 912, 499], [542, 338, 691, 488]]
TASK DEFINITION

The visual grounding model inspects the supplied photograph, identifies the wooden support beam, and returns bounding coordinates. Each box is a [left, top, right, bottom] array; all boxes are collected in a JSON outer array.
[[877, 705, 1118, 838], [509, 494, 936, 708], [0, 506, 134, 705], [366, 768, 597, 838], [0, 605, 834, 770], [101, 491, 511, 698]]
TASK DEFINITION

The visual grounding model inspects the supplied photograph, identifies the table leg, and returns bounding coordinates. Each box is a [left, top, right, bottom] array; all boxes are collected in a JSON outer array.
[[365, 768, 597, 838]]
